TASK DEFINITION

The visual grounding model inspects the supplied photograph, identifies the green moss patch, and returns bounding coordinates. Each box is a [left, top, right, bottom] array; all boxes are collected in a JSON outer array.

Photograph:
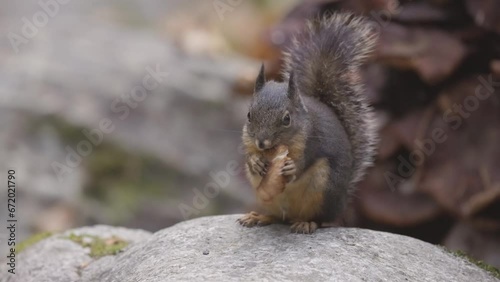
[[16, 232, 53, 254], [66, 233, 129, 258], [451, 250, 500, 279]]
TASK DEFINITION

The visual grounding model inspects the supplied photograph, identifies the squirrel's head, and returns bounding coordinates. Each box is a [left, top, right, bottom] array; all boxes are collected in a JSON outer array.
[[243, 64, 308, 151]]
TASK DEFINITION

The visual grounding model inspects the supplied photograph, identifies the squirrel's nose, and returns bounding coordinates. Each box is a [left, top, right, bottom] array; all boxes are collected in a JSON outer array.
[[256, 139, 272, 150]]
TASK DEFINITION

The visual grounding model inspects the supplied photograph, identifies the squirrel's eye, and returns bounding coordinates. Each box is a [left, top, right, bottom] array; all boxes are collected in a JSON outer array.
[[282, 113, 291, 127], [247, 112, 251, 122]]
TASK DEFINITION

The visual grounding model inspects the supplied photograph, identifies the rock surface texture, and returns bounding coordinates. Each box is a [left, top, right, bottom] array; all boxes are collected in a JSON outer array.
[[1, 215, 498, 282]]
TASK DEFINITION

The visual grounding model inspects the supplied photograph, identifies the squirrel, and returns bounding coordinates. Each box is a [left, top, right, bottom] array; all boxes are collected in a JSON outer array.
[[237, 13, 377, 234]]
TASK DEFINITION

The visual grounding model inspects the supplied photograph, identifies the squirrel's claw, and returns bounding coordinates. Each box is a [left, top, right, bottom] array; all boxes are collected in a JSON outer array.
[[290, 221, 318, 234], [281, 159, 296, 176], [249, 155, 268, 176]]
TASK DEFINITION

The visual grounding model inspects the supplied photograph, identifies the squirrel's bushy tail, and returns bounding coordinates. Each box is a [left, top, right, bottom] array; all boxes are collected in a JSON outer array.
[[283, 13, 377, 189]]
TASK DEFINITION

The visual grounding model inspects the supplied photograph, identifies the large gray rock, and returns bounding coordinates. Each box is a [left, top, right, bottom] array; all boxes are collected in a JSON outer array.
[[1, 215, 498, 282]]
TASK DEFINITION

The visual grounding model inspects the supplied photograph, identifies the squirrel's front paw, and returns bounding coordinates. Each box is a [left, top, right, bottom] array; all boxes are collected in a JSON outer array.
[[249, 155, 268, 177], [237, 211, 275, 227], [281, 158, 297, 178]]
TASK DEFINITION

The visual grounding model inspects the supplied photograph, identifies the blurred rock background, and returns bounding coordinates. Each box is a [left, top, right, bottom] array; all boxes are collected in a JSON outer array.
[[0, 0, 499, 269]]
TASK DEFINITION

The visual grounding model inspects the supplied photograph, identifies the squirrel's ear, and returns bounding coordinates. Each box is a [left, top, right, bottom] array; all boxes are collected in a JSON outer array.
[[254, 63, 266, 93], [287, 71, 297, 100], [288, 72, 306, 111]]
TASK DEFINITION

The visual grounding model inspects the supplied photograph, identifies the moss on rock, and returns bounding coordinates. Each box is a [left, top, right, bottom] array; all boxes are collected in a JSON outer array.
[[451, 250, 500, 279], [66, 233, 129, 258], [17, 232, 53, 254]]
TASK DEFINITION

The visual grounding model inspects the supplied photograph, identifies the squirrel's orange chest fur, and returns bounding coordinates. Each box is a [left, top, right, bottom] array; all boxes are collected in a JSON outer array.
[[246, 157, 329, 222], [244, 133, 330, 222], [271, 158, 329, 221]]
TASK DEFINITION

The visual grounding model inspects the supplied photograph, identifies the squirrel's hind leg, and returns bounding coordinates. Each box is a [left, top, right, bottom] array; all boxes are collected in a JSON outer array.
[[237, 211, 277, 228], [290, 221, 319, 234]]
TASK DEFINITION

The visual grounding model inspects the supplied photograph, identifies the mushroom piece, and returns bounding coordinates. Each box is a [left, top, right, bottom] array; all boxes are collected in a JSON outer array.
[[256, 145, 290, 203]]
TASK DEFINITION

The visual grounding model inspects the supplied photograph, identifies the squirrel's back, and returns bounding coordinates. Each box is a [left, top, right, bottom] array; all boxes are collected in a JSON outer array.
[[283, 13, 377, 188]]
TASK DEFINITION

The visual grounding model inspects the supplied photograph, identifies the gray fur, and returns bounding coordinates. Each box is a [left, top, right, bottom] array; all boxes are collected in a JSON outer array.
[[246, 80, 308, 148], [300, 95, 353, 222], [283, 12, 377, 189]]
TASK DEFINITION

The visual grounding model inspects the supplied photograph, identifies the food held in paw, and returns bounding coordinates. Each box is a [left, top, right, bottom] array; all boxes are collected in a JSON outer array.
[[256, 145, 289, 203]]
